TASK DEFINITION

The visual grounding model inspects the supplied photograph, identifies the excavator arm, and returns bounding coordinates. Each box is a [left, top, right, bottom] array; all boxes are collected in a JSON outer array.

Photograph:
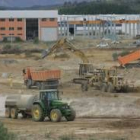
[[42, 38, 89, 63]]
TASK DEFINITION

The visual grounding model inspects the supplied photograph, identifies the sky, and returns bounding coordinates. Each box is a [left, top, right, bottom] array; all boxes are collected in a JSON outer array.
[[0, 0, 90, 7]]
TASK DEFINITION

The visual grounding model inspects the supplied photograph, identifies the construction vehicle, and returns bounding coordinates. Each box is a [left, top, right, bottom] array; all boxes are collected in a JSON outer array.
[[97, 68, 129, 92], [118, 49, 140, 67], [23, 67, 61, 90], [42, 38, 130, 93], [42, 38, 89, 63], [41, 38, 96, 90], [5, 89, 76, 122], [74, 67, 129, 92]]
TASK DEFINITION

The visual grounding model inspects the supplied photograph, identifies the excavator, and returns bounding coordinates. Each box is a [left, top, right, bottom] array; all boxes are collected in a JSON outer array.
[[42, 38, 130, 92], [42, 38, 88, 63], [42, 38, 94, 76]]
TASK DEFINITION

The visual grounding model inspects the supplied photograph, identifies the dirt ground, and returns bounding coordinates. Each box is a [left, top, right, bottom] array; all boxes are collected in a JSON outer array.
[[0, 38, 140, 140]]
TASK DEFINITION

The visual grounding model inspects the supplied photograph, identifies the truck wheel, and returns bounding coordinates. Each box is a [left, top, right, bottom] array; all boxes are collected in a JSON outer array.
[[5, 107, 11, 118], [32, 104, 44, 122], [65, 108, 76, 121], [26, 79, 32, 89], [107, 83, 114, 93], [41, 82, 46, 90], [11, 108, 18, 119], [36, 82, 41, 90], [101, 83, 107, 92], [50, 109, 62, 122]]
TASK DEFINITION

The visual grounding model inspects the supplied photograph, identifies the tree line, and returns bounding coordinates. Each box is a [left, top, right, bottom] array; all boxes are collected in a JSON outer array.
[[59, 1, 140, 14]]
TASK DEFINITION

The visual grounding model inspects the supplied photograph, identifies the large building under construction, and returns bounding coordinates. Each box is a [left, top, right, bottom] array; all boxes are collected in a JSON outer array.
[[0, 10, 140, 41], [58, 15, 140, 40]]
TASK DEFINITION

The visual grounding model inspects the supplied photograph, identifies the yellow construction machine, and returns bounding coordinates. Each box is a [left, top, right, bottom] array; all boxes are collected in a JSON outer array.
[[42, 38, 130, 93], [42, 38, 89, 63]]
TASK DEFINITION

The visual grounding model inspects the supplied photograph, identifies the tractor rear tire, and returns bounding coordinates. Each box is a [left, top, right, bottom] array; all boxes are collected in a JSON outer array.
[[32, 104, 44, 122], [50, 109, 62, 122], [11, 108, 18, 119], [26, 79, 32, 89], [65, 108, 76, 121], [101, 83, 107, 92], [5, 107, 11, 118], [107, 83, 114, 93]]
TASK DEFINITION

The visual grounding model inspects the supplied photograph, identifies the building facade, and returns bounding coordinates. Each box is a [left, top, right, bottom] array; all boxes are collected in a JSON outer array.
[[0, 10, 58, 41]]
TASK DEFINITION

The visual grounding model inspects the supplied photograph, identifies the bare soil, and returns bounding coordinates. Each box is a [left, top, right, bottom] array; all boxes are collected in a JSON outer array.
[[0, 38, 140, 140]]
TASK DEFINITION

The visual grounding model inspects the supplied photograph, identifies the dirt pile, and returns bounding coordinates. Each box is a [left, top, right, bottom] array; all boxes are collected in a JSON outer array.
[[68, 96, 140, 118]]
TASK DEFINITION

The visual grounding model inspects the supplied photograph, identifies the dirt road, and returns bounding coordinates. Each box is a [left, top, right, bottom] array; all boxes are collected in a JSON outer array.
[[1, 117, 140, 140]]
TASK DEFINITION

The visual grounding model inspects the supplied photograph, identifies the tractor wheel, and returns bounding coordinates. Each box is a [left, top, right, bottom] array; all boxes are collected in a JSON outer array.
[[65, 108, 76, 121], [50, 109, 62, 122], [107, 83, 114, 93], [32, 104, 44, 122], [101, 83, 107, 92], [36, 82, 41, 90], [81, 82, 88, 92], [11, 108, 18, 119], [26, 79, 32, 89], [5, 107, 11, 118]]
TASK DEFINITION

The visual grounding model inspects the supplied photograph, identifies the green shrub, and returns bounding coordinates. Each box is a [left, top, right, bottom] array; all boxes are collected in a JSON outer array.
[[112, 52, 118, 61], [59, 134, 74, 140], [3, 44, 12, 50], [15, 37, 23, 42], [34, 37, 39, 44], [0, 122, 16, 140], [120, 50, 130, 57], [112, 51, 130, 61]]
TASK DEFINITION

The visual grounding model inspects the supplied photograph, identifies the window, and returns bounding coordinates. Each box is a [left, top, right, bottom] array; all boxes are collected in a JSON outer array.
[[17, 27, 22, 30], [1, 34, 5, 35], [17, 18, 22, 22], [9, 27, 14, 30], [42, 18, 46, 21], [0, 19, 5, 21], [9, 18, 14, 22], [9, 34, 14, 35], [17, 34, 22, 36], [49, 18, 55, 21], [0, 27, 5, 30]]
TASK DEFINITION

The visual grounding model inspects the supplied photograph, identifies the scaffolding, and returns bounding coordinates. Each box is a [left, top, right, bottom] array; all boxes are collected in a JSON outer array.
[[58, 15, 140, 40]]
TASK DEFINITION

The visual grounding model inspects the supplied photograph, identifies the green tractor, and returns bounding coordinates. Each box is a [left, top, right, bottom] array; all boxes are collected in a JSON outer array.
[[5, 89, 76, 122]]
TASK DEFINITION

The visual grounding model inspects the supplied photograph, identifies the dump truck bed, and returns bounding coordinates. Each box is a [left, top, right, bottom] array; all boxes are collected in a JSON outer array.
[[118, 50, 140, 66], [30, 69, 61, 81]]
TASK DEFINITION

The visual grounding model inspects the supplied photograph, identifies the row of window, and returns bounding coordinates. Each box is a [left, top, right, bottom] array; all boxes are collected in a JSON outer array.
[[0, 18, 22, 22], [0, 18, 56, 22], [0, 34, 22, 36], [42, 18, 55, 21], [0, 27, 22, 30]]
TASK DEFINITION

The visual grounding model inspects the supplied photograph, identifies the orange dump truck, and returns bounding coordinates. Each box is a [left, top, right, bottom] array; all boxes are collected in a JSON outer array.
[[118, 50, 140, 67], [23, 67, 61, 89]]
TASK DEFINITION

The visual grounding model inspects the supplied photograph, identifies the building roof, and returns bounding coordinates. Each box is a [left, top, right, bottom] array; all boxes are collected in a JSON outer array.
[[0, 10, 58, 18]]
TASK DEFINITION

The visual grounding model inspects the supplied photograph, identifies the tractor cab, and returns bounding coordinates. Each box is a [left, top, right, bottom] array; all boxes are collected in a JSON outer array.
[[40, 89, 59, 101]]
